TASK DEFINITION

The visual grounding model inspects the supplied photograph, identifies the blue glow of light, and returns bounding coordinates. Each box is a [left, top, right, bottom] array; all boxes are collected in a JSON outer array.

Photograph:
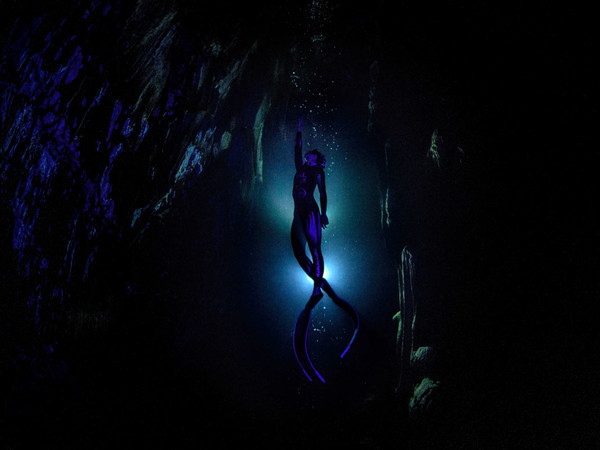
[[288, 248, 346, 291], [258, 114, 383, 381], [293, 261, 329, 289]]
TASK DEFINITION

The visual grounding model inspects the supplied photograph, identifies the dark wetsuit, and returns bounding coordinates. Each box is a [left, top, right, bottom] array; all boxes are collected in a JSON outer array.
[[291, 136, 326, 289], [290, 128, 358, 383]]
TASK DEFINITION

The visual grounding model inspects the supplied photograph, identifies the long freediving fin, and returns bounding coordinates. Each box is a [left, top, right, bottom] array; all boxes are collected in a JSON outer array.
[[293, 294, 326, 383], [293, 308, 313, 381], [329, 293, 359, 359]]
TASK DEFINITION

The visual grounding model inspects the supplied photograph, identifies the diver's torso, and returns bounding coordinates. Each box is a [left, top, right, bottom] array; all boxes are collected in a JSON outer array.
[[293, 165, 321, 206]]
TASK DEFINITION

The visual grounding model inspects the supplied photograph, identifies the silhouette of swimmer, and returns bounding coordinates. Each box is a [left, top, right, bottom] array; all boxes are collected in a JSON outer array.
[[291, 117, 359, 382]]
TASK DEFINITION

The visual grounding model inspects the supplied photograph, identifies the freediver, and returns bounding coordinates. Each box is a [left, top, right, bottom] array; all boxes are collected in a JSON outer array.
[[291, 117, 359, 383]]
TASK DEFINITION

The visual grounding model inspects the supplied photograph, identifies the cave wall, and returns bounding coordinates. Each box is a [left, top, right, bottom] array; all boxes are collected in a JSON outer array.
[[2, 0, 472, 444], [0, 0, 298, 405], [366, 8, 471, 419], [1, 1, 594, 448], [370, 83, 463, 430], [366, 4, 596, 446]]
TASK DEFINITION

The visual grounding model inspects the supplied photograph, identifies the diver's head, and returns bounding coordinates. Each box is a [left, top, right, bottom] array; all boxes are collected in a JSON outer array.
[[305, 149, 326, 167]]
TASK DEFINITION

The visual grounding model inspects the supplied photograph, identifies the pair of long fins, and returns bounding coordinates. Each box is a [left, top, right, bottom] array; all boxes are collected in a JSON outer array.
[[293, 282, 359, 383]]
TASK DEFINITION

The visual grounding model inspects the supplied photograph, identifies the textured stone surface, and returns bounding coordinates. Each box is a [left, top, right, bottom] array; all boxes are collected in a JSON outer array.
[[1, 2, 593, 449]]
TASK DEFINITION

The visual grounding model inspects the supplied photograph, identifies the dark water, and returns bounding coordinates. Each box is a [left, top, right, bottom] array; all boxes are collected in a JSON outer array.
[[3, 3, 596, 449], [173, 38, 400, 446], [157, 32, 403, 448]]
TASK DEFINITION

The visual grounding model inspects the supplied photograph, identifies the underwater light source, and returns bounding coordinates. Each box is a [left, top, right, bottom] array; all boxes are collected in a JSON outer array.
[[298, 263, 330, 288], [292, 251, 343, 291]]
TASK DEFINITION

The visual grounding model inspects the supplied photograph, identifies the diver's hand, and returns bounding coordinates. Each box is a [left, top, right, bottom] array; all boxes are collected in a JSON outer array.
[[321, 213, 329, 229], [297, 116, 303, 132]]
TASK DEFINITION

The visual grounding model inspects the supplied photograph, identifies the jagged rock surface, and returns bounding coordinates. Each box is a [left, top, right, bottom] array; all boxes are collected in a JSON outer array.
[[0, 0, 291, 354]]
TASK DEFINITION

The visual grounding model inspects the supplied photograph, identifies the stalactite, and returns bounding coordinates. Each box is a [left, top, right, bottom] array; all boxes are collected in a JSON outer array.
[[253, 93, 271, 185], [427, 128, 442, 169], [393, 245, 415, 394], [376, 136, 391, 232], [408, 377, 440, 416]]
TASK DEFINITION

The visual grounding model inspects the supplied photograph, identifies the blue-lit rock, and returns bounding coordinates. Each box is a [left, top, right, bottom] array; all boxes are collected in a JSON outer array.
[[408, 377, 441, 416], [2, 2, 582, 449], [0, 0, 285, 361]]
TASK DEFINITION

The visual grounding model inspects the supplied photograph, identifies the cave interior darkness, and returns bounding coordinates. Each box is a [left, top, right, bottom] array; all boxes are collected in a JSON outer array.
[[0, 1, 596, 449]]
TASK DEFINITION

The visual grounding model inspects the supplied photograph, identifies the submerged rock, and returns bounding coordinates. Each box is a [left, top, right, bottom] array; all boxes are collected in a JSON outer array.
[[411, 345, 436, 373], [409, 377, 441, 416], [0, 0, 293, 366]]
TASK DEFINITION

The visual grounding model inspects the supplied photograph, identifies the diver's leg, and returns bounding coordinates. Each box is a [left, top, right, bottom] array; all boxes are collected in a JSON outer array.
[[305, 209, 324, 295], [291, 217, 312, 275], [295, 211, 358, 356], [292, 211, 325, 290], [292, 215, 327, 381]]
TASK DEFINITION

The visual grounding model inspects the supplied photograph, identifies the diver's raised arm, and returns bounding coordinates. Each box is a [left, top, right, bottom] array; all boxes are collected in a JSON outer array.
[[295, 117, 303, 171]]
